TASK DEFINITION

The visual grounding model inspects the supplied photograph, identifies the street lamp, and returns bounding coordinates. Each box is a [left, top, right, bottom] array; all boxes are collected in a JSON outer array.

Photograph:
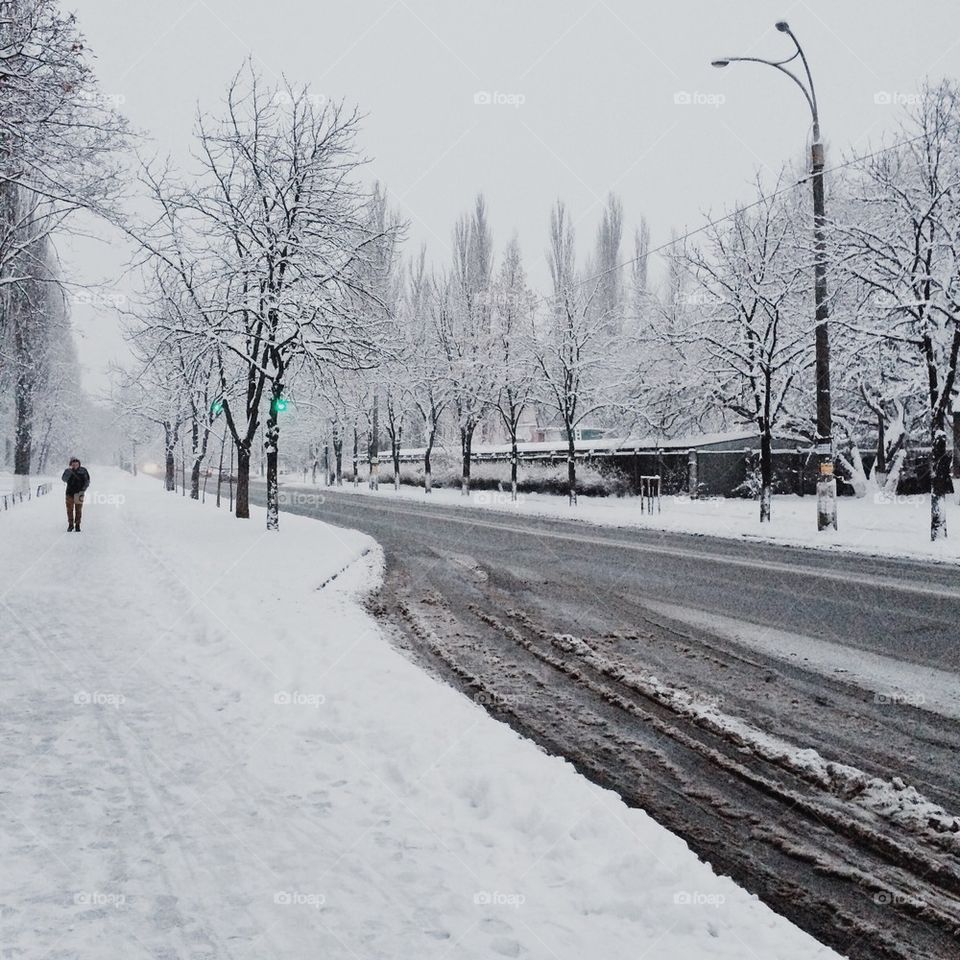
[[713, 21, 837, 531]]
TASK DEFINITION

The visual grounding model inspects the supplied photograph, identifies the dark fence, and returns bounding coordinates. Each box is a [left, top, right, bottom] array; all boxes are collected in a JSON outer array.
[[391, 443, 939, 498], [599, 447, 935, 498], [593, 448, 824, 498]]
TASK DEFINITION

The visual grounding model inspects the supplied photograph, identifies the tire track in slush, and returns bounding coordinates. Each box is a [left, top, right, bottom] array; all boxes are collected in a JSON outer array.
[[383, 578, 960, 960]]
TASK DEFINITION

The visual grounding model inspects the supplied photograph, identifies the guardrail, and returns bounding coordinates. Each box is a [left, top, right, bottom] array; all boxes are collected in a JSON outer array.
[[1, 482, 52, 512]]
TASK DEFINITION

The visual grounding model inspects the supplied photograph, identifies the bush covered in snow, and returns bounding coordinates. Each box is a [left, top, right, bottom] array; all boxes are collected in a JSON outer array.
[[369, 457, 633, 498]]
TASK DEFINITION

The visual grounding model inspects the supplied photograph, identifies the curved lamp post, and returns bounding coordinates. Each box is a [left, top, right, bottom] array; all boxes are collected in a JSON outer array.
[[713, 21, 837, 531]]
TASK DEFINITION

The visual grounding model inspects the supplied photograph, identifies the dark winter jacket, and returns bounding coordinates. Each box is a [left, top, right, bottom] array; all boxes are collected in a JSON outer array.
[[62, 467, 91, 496]]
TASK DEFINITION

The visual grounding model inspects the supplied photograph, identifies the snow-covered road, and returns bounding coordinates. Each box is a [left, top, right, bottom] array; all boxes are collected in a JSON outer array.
[[0, 470, 836, 958], [256, 482, 960, 959], [272, 475, 960, 565]]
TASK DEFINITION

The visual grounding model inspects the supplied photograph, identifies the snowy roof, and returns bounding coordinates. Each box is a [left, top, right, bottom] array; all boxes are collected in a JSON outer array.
[[397, 429, 805, 458]]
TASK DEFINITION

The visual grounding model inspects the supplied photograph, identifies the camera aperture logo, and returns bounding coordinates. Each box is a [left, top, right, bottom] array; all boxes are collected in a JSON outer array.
[[874, 91, 921, 106], [75, 891, 126, 908], [278, 490, 325, 507], [274, 890, 325, 909], [74, 690, 125, 708], [86, 491, 126, 507], [473, 690, 522, 709], [473, 890, 526, 908], [474, 490, 525, 507], [274, 690, 326, 708], [674, 90, 725, 108], [874, 890, 926, 908], [874, 690, 925, 707], [474, 90, 526, 109], [673, 890, 726, 908]]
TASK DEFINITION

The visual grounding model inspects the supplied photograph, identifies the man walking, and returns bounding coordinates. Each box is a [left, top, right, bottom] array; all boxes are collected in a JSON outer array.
[[62, 458, 91, 532]]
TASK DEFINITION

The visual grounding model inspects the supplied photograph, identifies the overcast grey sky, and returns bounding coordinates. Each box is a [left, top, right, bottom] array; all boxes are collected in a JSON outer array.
[[62, 0, 960, 392]]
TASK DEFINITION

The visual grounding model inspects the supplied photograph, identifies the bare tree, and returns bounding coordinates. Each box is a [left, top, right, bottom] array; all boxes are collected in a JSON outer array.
[[0, 0, 127, 362], [489, 235, 537, 499], [534, 201, 620, 505], [838, 81, 960, 539], [668, 178, 812, 521], [435, 195, 495, 494], [128, 63, 390, 529], [403, 249, 447, 493], [5, 225, 66, 475], [587, 193, 625, 338], [117, 347, 190, 492]]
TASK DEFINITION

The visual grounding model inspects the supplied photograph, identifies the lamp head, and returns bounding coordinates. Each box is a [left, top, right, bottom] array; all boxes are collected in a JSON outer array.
[[711, 59, 730, 68], [775, 20, 790, 32]]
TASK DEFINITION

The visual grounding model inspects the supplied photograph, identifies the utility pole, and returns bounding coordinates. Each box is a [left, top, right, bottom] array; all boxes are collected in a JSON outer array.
[[713, 20, 837, 530]]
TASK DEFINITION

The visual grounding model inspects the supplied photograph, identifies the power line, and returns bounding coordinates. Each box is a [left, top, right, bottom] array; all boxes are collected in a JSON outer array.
[[564, 130, 931, 298]]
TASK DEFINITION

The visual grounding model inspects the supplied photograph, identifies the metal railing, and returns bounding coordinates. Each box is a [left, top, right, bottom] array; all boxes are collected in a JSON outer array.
[[639, 475, 662, 514], [1, 482, 52, 512]]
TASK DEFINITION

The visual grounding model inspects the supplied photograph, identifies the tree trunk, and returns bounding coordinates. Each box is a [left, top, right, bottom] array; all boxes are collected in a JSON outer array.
[[567, 432, 577, 506], [164, 424, 176, 492], [759, 428, 772, 523], [165, 449, 175, 491], [953, 409, 960, 480], [393, 428, 401, 491], [423, 425, 434, 494], [12, 303, 33, 476], [460, 424, 474, 495], [235, 444, 251, 519], [876, 411, 887, 476], [333, 423, 343, 485], [353, 425, 359, 488], [510, 433, 519, 501], [13, 372, 31, 476], [931, 422, 953, 541], [369, 397, 380, 491], [216, 433, 225, 508], [189, 419, 200, 499], [265, 402, 280, 532]]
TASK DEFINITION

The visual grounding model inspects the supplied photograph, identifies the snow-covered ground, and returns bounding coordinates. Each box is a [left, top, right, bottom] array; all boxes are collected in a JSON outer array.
[[288, 476, 960, 564], [0, 470, 55, 498], [0, 468, 838, 958]]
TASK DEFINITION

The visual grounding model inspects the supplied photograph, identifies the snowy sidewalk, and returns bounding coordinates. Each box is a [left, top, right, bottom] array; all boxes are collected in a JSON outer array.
[[0, 470, 837, 959]]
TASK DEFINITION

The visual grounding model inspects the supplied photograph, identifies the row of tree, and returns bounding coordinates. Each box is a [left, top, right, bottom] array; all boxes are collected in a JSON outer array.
[[123, 66, 960, 541], [1, 0, 126, 477]]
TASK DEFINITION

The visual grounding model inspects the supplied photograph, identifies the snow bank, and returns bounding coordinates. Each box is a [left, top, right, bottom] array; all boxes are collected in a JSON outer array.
[[0, 469, 838, 958], [0, 469, 55, 498], [550, 632, 959, 850]]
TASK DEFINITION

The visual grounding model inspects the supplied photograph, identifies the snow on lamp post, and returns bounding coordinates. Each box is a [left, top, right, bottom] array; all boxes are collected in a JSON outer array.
[[713, 21, 837, 531]]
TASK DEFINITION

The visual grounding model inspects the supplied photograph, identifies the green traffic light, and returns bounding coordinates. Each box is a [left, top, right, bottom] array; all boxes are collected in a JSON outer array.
[[211, 399, 224, 416], [273, 396, 288, 414]]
